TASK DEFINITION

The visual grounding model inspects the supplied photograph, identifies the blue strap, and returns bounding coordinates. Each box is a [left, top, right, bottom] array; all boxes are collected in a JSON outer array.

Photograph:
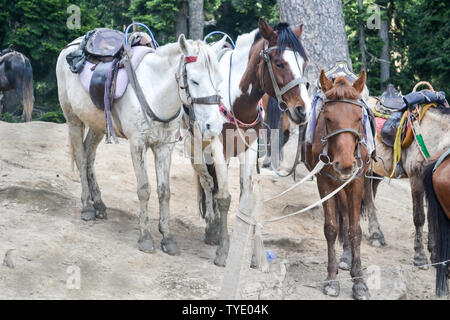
[[203, 31, 235, 49], [124, 22, 158, 49], [433, 148, 450, 172]]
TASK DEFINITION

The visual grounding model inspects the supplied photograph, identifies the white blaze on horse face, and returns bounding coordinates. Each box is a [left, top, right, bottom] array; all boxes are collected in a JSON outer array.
[[283, 50, 311, 115], [185, 46, 224, 138]]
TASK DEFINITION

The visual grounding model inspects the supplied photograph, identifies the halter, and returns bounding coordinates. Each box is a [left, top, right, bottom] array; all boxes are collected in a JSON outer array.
[[176, 55, 221, 132], [259, 41, 308, 116], [318, 98, 367, 181]]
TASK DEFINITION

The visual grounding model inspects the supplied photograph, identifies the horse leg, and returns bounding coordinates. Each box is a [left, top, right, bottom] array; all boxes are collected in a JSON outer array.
[[410, 174, 429, 268], [317, 179, 340, 297], [364, 176, 386, 247], [347, 180, 370, 300], [84, 128, 107, 219], [130, 141, 155, 253], [153, 144, 180, 256], [336, 195, 352, 271], [67, 120, 96, 220]]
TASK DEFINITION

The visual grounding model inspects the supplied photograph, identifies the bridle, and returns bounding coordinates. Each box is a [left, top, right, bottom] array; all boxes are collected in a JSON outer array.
[[259, 40, 308, 123], [318, 98, 367, 181], [176, 55, 221, 132]]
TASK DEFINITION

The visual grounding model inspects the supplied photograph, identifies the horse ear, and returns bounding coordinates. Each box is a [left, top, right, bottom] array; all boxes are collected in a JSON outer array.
[[319, 70, 333, 93], [178, 34, 190, 55], [210, 35, 227, 56], [258, 18, 276, 43], [353, 70, 367, 94], [294, 24, 304, 37]]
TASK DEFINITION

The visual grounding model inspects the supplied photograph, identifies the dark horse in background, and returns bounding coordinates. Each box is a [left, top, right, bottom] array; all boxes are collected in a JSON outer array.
[[423, 150, 450, 297], [0, 44, 34, 122]]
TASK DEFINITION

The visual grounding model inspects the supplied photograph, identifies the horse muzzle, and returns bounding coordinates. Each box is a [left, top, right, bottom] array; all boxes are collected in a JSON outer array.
[[288, 106, 307, 125]]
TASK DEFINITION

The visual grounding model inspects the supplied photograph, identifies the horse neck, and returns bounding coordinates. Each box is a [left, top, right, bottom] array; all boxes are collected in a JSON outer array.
[[137, 52, 183, 120], [227, 34, 264, 123]]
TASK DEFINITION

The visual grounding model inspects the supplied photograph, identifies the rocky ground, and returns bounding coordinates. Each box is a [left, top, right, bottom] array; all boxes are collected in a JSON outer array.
[[0, 121, 445, 300]]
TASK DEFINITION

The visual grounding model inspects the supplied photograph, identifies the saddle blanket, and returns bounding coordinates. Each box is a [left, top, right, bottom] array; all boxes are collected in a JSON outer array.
[[78, 46, 154, 100], [305, 92, 375, 155]]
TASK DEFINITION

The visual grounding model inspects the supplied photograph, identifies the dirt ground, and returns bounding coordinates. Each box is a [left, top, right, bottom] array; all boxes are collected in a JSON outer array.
[[0, 121, 445, 300]]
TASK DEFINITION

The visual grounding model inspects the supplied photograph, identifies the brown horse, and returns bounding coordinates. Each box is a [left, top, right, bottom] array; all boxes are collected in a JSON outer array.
[[423, 150, 450, 296], [188, 18, 311, 266], [304, 70, 371, 299]]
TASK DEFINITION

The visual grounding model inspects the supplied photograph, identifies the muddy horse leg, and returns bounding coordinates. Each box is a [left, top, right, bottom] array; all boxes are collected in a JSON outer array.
[[410, 174, 429, 268], [130, 140, 155, 253], [318, 178, 340, 297], [347, 180, 370, 300], [84, 128, 107, 219], [67, 120, 96, 220], [364, 176, 386, 247], [336, 195, 352, 271], [153, 143, 180, 256]]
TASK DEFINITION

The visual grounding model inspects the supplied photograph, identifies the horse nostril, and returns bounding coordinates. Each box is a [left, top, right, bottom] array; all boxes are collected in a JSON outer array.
[[295, 106, 306, 120], [206, 124, 211, 130]]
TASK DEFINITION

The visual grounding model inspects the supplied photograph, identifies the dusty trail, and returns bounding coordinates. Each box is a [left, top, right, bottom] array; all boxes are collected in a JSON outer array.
[[0, 121, 442, 299]]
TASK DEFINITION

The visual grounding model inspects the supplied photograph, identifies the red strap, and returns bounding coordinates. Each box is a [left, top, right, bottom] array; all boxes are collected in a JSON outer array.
[[185, 56, 198, 63]]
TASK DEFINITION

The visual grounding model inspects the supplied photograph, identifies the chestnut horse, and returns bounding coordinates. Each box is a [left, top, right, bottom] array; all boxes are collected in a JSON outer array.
[[423, 150, 450, 296], [188, 18, 310, 266], [304, 70, 371, 299]]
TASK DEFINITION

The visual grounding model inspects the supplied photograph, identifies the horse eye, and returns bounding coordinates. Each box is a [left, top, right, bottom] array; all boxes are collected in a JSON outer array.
[[191, 80, 199, 86], [275, 61, 284, 69], [306, 82, 310, 90]]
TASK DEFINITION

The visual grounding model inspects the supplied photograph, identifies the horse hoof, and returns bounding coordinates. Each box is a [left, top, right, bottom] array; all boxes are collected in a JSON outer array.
[[369, 232, 386, 247], [339, 260, 351, 271], [353, 282, 370, 300], [250, 254, 257, 269], [414, 254, 429, 269], [203, 233, 220, 246], [81, 208, 96, 221], [161, 236, 180, 256], [95, 210, 107, 219], [138, 238, 155, 253], [323, 281, 340, 297], [214, 255, 227, 267]]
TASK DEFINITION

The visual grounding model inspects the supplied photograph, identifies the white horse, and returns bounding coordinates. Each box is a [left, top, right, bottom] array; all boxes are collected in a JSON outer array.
[[56, 35, 224, 255]]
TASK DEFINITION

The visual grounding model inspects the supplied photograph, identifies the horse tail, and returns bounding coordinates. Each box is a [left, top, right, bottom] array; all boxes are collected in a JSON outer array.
[[266, 97, 283, 156], [423, 160, 450, 297], [21, 56, 34, 122], [198, 163, 218, 219]]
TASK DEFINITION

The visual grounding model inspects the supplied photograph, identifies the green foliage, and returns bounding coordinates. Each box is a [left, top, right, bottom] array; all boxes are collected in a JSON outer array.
[[40, 111, 66, 123], [0, 0, 447, 123], [0, 112, 13, 123]]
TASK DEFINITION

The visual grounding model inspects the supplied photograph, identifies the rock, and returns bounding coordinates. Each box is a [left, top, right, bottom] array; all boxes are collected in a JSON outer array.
[[3, 249, 15, 269]]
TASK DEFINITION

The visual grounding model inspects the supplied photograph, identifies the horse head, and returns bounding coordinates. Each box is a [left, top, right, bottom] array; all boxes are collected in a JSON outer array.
[[256, 18, 310, 125], [319, 69, 367, 180], [177, 35, 224, 138]]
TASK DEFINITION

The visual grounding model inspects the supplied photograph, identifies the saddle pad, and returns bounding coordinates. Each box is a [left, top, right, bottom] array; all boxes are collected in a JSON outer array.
[[305, 92, 375, 156], [375, 117, 387, 134], [79, 46, 154, 100]]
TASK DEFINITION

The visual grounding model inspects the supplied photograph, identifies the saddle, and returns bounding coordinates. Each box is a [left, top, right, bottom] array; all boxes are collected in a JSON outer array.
[[376, 84, 406, 116], [66, 28, 155, 143]]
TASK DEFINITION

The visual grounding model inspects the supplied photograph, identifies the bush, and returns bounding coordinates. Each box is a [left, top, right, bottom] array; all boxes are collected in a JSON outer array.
[[40, 111, 66, 123], [0, 112, 13, 122]]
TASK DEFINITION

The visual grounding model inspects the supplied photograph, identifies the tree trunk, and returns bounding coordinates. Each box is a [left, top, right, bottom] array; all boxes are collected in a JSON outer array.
[[379, 18, 390, 91], [358, 0, 367, 71], [278, 0, 352, 87], [189, 0, 204, 40], [176, 0, 188, 38]]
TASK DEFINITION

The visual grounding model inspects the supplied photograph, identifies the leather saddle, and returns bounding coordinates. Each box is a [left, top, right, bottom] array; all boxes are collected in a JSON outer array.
[[85, 28, 124, 62], [376, 84, 406, 115]]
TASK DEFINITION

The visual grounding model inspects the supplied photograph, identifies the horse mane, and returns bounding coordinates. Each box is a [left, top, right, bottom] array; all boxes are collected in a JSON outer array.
[[324, 76, 360, 100], [253, 23, 308, 62], [275, 23, 308, 62]]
